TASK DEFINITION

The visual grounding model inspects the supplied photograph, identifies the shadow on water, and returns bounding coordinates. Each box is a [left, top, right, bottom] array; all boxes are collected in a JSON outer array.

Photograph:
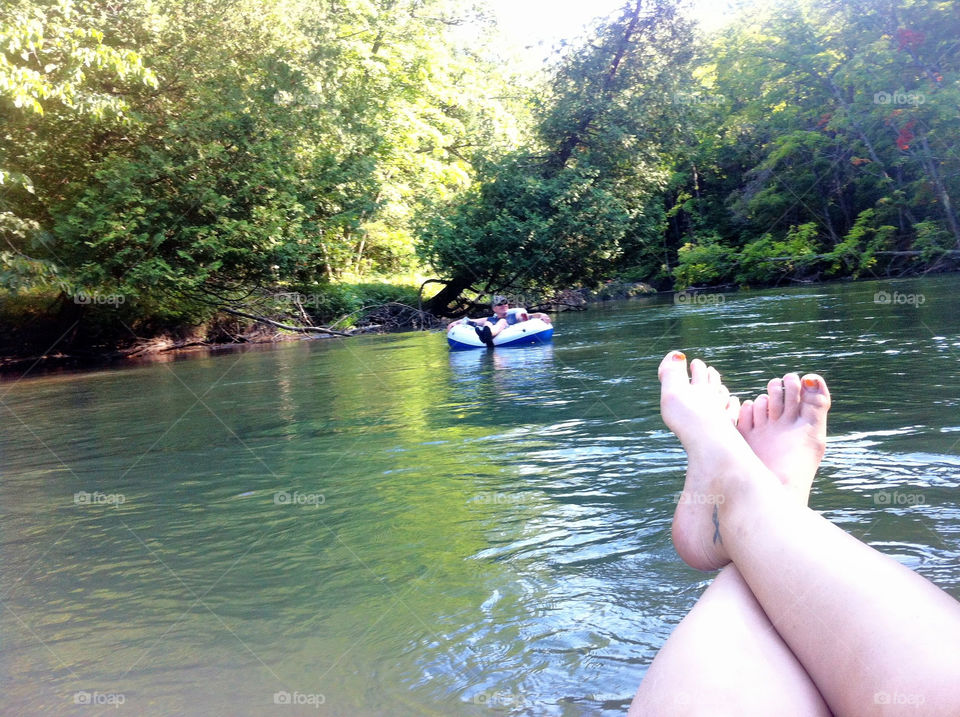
[[1, 276, 958, 715]]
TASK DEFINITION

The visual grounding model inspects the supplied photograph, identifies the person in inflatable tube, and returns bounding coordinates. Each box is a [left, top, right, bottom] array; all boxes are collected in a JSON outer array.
[[446, 295, 552, 348]]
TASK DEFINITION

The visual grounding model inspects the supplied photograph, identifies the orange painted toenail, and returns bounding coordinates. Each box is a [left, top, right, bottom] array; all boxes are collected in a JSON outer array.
[[803, 378, 818, 388], [674, 352, 686, 361]]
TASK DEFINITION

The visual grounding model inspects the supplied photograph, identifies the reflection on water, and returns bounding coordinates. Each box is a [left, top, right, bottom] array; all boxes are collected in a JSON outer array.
[[1, 276, 959, 715]]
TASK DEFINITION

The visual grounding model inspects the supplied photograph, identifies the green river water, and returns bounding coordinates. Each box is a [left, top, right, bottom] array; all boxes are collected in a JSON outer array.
[[2, 276, 959, 715]]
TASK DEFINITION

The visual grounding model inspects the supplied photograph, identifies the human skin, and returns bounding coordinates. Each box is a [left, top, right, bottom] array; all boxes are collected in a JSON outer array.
[[646, 351, 960, 716], [630, 367, 833, 715]]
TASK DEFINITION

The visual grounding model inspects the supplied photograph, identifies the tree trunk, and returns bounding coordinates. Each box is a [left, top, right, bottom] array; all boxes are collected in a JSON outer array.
[[423, 274, 475, 316], [546, 0, 643, 175], [917, 134, 960, 249], [354, 236, 366, 275]]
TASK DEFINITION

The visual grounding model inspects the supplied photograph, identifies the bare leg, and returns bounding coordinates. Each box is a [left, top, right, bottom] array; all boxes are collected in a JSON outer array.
[[488, 318, 509, 337], [659, 351, 960, 716], [630, 367, 831, 716], [629, 564, 831, 716]]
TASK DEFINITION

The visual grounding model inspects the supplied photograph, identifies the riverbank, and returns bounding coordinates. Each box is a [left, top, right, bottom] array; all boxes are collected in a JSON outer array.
[[7, 270, 953, 379], [0, 280, 658, 378]]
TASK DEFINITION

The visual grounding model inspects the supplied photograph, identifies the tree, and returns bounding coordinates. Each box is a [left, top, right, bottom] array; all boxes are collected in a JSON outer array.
[[667, 0, 960, 288], [4, 0, 520, 326], [1, 0, 156, 290], [420, 0, 697, 315]]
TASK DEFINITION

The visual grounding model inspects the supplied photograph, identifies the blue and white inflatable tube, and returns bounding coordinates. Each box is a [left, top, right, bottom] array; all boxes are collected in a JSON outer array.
[[447, 317, 554, 350]]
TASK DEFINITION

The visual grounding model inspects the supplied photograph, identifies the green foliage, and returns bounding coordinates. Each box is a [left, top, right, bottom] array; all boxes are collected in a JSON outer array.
[[673, 235, 736, 288], [4, 0, 960, 352], [304, 281, 421, 326], [1, 0, 158, 294], [420, 156, 641, 295], [823, 209, 894, 277], [658, 0, 960, 288], [0, 0, 157, 117], [419, 0, 695, 312], [616, 265, 656, 283], [735, 224, 821, 285], [2, 0, 521, 337], [52, 108, 320, 316], [913, 221, 954, 263]]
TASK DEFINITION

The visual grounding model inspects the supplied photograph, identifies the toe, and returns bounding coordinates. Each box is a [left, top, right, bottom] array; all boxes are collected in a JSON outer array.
[[717, 383, 730, 409], [690, 358, 709, 384], [738, 399, 755, 434], [708, 366, 728, 402], [799, 373, 831, 422], [766, 377, 785, 420], [753, 393, 769, 427], [707, 366, 721, 386], [658, 351, 689, 390], [726, 394, 741, 425], [782, 373, 802, 420]]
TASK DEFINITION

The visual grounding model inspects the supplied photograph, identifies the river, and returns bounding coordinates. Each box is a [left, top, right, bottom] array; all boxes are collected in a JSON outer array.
[[2, 276, 958, 715]]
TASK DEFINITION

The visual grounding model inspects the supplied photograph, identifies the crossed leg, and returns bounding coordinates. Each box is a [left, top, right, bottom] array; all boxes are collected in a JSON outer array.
[[630, 368, 832, 715], [638, 352, 960, 716]]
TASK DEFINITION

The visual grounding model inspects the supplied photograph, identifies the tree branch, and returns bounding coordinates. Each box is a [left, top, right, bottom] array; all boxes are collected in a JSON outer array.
[[219, 307, 350, 336]]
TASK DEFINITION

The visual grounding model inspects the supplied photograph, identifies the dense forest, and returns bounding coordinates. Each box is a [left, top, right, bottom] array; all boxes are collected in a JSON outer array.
[[2, 0, 958, 356]]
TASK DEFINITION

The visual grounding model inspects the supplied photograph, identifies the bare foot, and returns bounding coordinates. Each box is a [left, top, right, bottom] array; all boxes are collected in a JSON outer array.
[[658, 351, 776, 571], [736, 373, 831, 504]]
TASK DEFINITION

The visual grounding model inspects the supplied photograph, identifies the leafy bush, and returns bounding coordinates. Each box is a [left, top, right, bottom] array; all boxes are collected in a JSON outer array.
[[734, 224, 821, 285], [824, 210, 894, 278], [913, 221, 955, 263], [300, 282, 421, 326], [673, 235, 736, 288]]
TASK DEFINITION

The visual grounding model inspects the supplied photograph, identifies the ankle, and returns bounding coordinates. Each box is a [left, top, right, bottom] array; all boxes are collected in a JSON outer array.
[[717, 461, 791, 542]]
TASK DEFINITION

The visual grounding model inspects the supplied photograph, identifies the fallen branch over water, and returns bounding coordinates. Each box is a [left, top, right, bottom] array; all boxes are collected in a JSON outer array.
[[220, 307, 351, 336], [332, 302, 445, 331]]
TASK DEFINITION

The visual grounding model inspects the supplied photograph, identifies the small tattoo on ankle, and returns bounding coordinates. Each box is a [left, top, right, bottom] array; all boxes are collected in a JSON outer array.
[[712, 505, 722, 545]]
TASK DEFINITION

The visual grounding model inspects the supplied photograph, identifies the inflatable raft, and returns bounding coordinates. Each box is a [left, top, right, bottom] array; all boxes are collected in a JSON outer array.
[[447, 316, 554, 350]]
